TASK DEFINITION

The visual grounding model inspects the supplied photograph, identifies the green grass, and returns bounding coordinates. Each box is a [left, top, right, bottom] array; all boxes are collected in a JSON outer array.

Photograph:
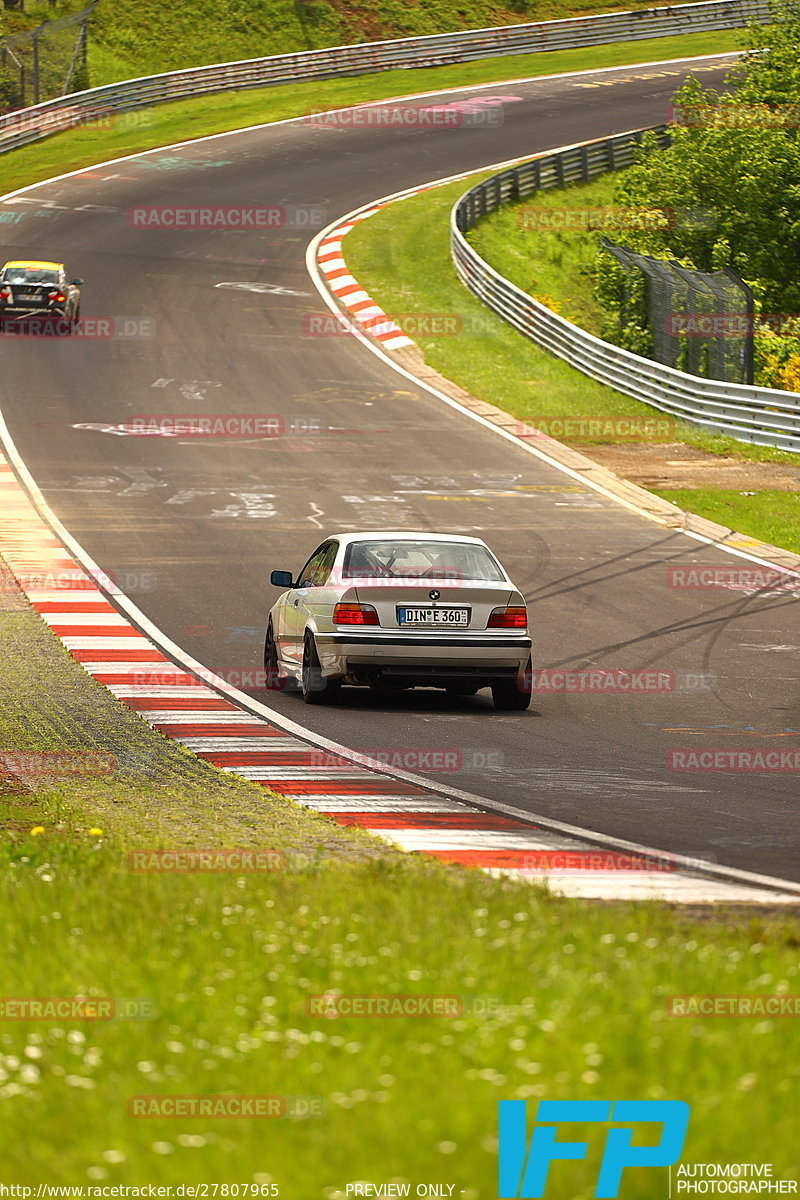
[[84, 2, 744, 85], [2, 830, 800, 1190], [6, 0, 727, 82], [0, 30, 744, 199], [468, 171, 617, 335], [651, 488, 800, 552]]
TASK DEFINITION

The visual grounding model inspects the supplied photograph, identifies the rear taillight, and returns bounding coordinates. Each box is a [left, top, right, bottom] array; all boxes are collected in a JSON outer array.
[[0, 289, 11, 301], [49, 291, 67, 303], [488, 605, 528, 629], [333, 603, 379, 626]]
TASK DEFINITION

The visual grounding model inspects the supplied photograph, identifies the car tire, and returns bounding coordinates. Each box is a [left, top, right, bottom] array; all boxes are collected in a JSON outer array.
[[263, 622, 284, 692], [491, 658, 532, 711], [301, 633, 340, 705]]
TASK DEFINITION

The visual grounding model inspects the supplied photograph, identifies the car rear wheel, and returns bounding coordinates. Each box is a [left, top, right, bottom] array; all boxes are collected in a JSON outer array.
[[301, 634, 340, 705], [491, 659, 532, 711]]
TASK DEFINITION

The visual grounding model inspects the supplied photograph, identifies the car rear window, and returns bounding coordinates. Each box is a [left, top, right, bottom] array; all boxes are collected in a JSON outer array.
[[342, 540, 506, 581], [2, 269, 59, 286]]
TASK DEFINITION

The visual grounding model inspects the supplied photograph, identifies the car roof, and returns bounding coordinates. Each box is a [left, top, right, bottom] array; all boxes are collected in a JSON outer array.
[[324, 531, 489, 547], [2, 260, 64, 270]]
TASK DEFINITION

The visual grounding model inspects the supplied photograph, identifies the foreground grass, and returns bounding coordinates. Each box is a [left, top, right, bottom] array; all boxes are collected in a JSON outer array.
[[2, 832, 800, 1190], [0, 31, 743, 198], [651, 488, 800, 553]]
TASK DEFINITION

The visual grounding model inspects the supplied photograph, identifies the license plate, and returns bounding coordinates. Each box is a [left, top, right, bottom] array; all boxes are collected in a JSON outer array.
[[398, 607, 470, 626], [15, 293, 37, 301]]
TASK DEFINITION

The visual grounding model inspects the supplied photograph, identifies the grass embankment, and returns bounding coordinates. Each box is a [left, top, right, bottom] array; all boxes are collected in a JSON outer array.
[[651, 488, 800, 552], [0, 0, 748, 86], [344, 165, 800, 552], [0, 30, 743, 199], [1, 561, 800, 1187]]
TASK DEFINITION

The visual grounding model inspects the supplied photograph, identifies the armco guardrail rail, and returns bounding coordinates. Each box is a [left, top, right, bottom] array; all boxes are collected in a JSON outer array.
[[451, 129, 800, 452], [0, 0, 767, 155]]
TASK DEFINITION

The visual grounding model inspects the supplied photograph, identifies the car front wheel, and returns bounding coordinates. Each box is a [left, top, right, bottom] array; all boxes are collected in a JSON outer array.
[[301, 633, 340, 705], [263, 622, 283, 691]]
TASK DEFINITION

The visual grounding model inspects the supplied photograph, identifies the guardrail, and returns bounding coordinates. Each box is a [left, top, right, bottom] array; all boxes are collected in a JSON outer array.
[[0, 0, 767, 156], [451, 130, 800, 452]]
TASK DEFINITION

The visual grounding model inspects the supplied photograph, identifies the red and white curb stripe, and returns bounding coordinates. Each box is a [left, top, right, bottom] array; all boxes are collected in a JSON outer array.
[[317, 211, 414, 350], [1, 450, 798, 903]]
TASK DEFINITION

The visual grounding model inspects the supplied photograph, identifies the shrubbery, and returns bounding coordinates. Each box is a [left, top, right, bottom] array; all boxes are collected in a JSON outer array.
[[594, 1, 800, 389]]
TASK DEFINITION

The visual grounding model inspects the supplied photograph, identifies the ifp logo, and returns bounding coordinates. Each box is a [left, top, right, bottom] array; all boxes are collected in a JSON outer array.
[[499, 1100, 690, 1198]]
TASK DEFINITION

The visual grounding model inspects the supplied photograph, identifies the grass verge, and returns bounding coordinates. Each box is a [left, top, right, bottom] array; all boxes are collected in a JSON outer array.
[[0, 31, 743, 197], [651, 488, 800, 554], [3, 829, 799, 1189], [467, 170, 615, 336]]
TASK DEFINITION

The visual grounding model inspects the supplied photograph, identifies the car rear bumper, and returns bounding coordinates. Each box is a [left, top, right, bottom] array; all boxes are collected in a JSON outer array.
[[315, 630, 531, 679], [0, 307, 69, 323]]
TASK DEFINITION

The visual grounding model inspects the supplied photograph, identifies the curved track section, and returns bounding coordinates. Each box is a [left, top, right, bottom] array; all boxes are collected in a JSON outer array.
[[1, 55, 798, 887]]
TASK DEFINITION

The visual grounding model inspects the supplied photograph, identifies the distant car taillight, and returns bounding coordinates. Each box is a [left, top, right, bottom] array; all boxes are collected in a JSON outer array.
[[0, 288, 11, 301], [48, 291, 67, 303], [333, 603, 379, 626], [488, 605, 527, 629]]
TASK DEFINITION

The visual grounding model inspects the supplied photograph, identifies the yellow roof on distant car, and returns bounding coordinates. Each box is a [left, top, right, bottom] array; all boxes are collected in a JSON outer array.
[[2, 259, 63, 270]]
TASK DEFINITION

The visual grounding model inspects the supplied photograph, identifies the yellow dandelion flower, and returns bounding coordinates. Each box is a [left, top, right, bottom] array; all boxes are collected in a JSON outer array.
[[30, 826, 46, 836], [89, 828, 104, 837]]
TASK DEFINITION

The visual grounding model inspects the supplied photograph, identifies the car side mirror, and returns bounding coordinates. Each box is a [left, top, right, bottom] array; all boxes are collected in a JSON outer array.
[[270, 569, 294, 587], [71, 278, 84, 286]]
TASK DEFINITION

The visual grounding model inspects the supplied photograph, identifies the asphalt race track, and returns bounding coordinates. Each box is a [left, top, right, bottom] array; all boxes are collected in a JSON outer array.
[[1, 55, 798, 883]]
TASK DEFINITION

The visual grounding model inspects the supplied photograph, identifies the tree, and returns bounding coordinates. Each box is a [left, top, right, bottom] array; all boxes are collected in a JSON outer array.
[[594, 0, 800, 381]]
